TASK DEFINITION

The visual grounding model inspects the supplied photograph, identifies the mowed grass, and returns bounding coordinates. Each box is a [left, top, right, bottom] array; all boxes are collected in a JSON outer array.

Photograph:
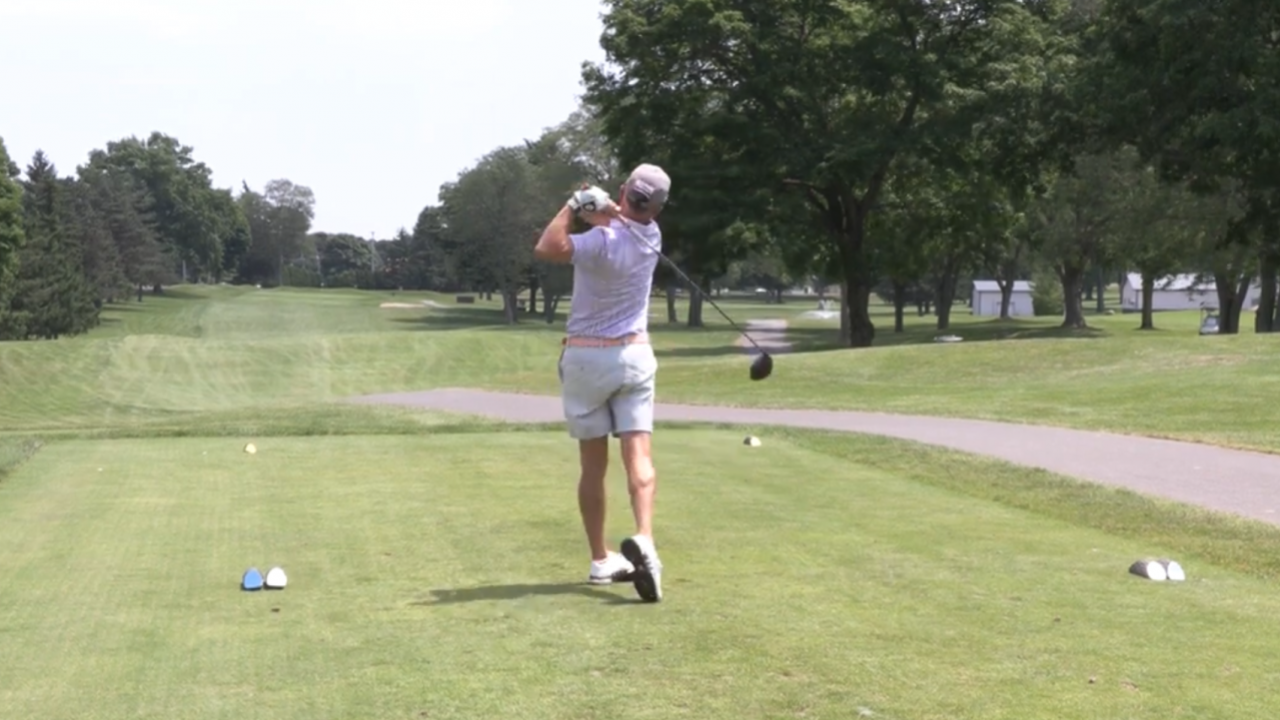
[[2, 284, 1277, 453], [5, 284, 1280, 718], [4, 427, 1280, 719]]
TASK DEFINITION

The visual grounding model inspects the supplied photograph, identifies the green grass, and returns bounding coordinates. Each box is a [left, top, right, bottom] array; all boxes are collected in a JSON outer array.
[[2, 284, 1273, 452], [3, 427, 1280, 719], [4, 282, 1280, 718], [0, 437, 42, 480]]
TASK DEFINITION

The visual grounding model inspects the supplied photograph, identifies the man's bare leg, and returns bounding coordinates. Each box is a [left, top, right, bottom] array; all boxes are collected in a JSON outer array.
[[619, 430, 662, 602], [619, 431, 656, 539], [578, 436, 610, 561]]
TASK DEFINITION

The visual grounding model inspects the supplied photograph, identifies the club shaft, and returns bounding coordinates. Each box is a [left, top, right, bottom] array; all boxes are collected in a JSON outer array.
[[614, 218, 766, 353]]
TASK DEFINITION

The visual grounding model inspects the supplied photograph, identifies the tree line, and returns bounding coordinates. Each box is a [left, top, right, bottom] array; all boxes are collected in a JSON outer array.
[[4, 0, 1276, 345], [0, 132, 388, 340], [408, 0, 1279, 342]]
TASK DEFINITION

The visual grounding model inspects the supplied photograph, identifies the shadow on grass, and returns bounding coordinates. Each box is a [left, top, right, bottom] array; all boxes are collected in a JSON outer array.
[[147, 286, 208, 301], [416, 583, 636, 605]]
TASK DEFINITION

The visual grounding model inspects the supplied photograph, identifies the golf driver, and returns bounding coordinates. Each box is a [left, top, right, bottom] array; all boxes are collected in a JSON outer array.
[[612, 215, 774, 381]]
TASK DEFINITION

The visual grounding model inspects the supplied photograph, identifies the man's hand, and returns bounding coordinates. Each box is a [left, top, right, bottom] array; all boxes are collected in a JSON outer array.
[[567, 184, 619, 227]]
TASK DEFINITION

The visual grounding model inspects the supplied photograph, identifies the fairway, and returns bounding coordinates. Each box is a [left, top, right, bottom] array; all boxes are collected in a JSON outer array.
[[3, 428, 1279, 720]]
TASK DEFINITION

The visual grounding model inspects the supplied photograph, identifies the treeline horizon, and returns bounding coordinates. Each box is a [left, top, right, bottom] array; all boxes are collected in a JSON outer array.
[[3, 0, 1278, 343]]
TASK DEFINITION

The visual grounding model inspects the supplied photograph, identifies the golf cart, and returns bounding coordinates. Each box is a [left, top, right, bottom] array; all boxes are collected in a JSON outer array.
[[1199, 305, 1220, 335]]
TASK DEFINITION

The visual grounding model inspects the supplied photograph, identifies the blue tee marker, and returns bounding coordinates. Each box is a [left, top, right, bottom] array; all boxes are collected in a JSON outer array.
[[241, 567, 264, 591]]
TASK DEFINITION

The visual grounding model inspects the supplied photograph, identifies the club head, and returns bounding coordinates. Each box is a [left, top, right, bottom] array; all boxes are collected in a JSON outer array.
[[749, 352, 773, 381]]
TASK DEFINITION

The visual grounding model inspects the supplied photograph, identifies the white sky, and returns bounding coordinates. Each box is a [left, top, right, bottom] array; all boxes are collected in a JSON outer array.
[[1, 0, 610, 238]]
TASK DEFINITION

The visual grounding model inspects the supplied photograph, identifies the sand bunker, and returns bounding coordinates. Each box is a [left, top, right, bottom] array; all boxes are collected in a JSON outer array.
[[379, 302, 422, 309]]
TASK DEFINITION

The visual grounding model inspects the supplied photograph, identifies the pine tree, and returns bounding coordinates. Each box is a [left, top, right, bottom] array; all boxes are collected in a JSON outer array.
[[11, 151, 98, 339], [79, 166, 174, 297], [63, 177, 127, 306], [0, 138, 25, 339]]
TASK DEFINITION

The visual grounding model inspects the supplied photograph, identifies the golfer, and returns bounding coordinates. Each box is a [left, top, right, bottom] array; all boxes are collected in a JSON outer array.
[[532, 164, 671, 603]]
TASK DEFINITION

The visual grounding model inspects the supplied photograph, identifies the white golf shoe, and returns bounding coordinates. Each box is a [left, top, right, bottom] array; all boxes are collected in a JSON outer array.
[[588, 551, 635, 585], [620, 534, 663, 603]]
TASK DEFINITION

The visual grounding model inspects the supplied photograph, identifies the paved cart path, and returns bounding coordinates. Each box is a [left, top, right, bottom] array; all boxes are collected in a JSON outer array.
[[351, 387, 1280, 527]]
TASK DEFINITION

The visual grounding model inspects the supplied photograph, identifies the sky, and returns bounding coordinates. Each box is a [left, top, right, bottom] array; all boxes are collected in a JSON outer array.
[[1, 0, 611, 238]]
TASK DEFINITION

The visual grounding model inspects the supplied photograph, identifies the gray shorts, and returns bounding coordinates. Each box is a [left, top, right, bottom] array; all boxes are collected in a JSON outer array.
[[557, 342, 658, 440]]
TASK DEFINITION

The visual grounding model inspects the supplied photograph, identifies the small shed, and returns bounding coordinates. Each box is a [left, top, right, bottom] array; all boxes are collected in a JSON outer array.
[[971, 280, 1034, 317], [1119, 273, 1259, 312]]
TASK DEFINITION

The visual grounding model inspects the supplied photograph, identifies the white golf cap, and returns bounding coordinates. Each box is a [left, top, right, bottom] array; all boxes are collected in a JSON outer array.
[[626, 163, 671, 207]]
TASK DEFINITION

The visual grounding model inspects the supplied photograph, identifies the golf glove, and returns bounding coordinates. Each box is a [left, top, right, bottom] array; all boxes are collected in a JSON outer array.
[[567, 185, 614, 215]]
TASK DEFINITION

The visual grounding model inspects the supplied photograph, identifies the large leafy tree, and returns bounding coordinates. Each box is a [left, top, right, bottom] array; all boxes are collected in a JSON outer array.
[[1026, 152, 1129, 328], [583, 0, 1065, 346], [83, 132, 232, 282], [209, 188, 252, 283], [1090, 0, 1280, 330], [403, 205, 455, 292], [235, 179, 316, 286], [581, 80, 763, 327], [1111, 151, 1208, 330], [437, 146, 545, 323], [523, 115, 611, 321]]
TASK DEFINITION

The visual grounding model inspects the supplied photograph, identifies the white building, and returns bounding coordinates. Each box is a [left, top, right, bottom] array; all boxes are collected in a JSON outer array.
[[1120, 273, 1262, 312], [971, 280, 1035, 317]]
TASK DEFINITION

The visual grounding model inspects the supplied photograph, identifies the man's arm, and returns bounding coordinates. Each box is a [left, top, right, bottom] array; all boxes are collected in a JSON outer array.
[[533, 205, 577, 264], [535, 188, 617, 264]]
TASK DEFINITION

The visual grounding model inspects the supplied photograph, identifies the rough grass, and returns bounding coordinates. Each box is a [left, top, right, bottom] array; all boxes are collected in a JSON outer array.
[[3, 428, 1280, 719], [0, 437, 43, 481]]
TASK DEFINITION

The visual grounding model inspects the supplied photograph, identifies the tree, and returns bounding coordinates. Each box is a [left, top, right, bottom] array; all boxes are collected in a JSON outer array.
[[235, 179, 316, 286], [83, 132, 228, 282], [523, 115, 611, 320], [1090, 0, 1280, 332], [438, 146, 544, 323], [1111, 152, 1204, 329], [313, 232, 373, 287], [868, 161, 947, 332], [76, 167, 174, 296], [984, 218, 1034, 321], [60, 176, 128, 304], [0, 137, 25, 337], [7, 151, 98, 339], [730, 239, 792, 303], [584, 87, 765, 327], [1027, 153, 1130, 328], [209, 189, 252, 283], [584, 0, 1066, 346], [403, 205, 455, 291]]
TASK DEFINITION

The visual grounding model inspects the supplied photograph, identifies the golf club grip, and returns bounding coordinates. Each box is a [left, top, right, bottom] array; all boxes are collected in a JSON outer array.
[[614, 218, 764, 352]]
